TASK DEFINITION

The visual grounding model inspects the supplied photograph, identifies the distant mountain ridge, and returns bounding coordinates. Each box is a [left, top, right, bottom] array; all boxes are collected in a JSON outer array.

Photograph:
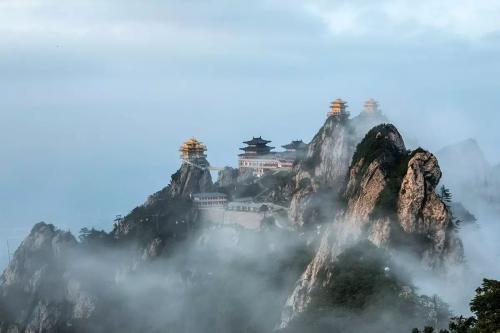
[[436, 138, 500, 212]]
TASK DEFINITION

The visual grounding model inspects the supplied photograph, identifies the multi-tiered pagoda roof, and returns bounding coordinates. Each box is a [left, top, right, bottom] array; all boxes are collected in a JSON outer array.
[[180, 137, 207, 161], [327, 98, 349, 118], [239, 136, 275, 155], [363, 98, 380, 113], [282, 140, 308, 151]]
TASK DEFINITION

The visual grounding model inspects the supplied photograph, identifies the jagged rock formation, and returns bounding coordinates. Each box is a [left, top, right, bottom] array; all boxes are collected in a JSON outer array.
[[280, 124, 464, 328], [113, 161, 209, 239], [288, 117, 356, 227], [166, 162, 213, 198], [0, 119, 468, 333], [256, 172, 297, 206], [288, 111, 390, 228], [215, 167, 239, 188], [0, 223, 95, 333], [0, 159, 211, 332]]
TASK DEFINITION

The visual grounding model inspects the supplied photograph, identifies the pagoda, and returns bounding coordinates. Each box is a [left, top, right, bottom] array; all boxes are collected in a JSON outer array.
[[363, 98, 380, 113], [327, 98, 349, 118], [239, 136, 275, 155], [180, 137, 207, 163], [281, 140, 308, 161], [282, 140, 308, 152], [239, 136, 283, 177]]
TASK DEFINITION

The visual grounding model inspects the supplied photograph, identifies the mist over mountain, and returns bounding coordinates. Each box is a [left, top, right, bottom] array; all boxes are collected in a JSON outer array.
[[2, 104, 498, 333]]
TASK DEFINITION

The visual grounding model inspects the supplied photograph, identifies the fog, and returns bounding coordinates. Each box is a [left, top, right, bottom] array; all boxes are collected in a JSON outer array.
[[1, 0, 500, 268], [1, 2, 499, 331]]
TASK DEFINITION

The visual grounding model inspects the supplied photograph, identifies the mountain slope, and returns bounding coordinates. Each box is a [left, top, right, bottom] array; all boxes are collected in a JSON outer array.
[[0, 121, 466, 333], [280, 124, 463, 328]]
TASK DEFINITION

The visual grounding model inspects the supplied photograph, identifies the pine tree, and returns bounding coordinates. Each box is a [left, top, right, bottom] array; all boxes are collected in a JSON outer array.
[[439, 185, 453, 205]]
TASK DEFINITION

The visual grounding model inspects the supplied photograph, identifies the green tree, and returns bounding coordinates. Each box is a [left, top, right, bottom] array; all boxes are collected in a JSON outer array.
[[470, 279, 500, 333], [412, 278, 500, 333], [448, 316, 476, 333], [439, 185, 453, 204]]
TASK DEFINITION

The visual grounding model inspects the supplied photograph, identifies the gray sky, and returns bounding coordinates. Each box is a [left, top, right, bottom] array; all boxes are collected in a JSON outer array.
[[1, 0, 499, 266]]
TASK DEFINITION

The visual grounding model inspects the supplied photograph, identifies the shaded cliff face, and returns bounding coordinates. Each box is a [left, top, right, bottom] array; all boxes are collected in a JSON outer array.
[[112, 161, 207, 240], [0, 120, 470, 333], [288, 112, 390, 228], [215, 167, 239, 188], [280, 124, 464, 328], [167, 160, 213, 198], [0, 223, 91, 333], [0, 160, 213, 332], [289, 117, 355, 227]]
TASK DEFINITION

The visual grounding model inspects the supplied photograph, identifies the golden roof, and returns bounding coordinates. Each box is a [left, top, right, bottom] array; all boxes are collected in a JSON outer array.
[[364, 98, 379, 112], [180, 137, 207, 154]]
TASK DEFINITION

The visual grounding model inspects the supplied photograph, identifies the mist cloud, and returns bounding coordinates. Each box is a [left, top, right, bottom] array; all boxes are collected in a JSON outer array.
[[1, 0, 499, 269]]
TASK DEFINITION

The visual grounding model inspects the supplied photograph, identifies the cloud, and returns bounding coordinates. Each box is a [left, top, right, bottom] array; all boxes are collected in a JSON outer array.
[[302, 0, 500, 40]]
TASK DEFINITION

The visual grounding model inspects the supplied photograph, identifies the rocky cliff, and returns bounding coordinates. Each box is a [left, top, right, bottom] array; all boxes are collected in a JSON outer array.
[[280, 124, 464, 328], [0, 120, 468, 333], [113, 160, 209, 239], [288, 117, 355, 227], [0, 223, 95, 333], [288, 112, 390, 228], [0, 158, 215, 332], [166, 160, 213, 198]]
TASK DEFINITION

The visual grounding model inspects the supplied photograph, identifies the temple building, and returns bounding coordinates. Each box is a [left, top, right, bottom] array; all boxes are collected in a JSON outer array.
[[327, 98, 349, 118], [240, 136, 275, 155], [281, 140, 308, 160], [363, 98, 380, 113], [179, 137, 208, 166], [191, 192, 228, 209], [282, 140, 308, 152], [238, 136, 292, 177]]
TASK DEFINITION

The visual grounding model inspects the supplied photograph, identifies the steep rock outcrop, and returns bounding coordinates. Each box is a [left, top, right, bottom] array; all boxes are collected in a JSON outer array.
[[113, 161, 206, 238], [166, 161, 213, 198], [280, 124, 464, 328], [397, 151, 464, 268], [0, 223, 95, 332], [344, 124, 406, 224], [289, 117, 355, 227], [215, 167, 238, 188]]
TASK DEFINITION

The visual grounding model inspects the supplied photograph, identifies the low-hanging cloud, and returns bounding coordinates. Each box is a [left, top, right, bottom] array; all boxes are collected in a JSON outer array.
[[303, 0, 500, 40]]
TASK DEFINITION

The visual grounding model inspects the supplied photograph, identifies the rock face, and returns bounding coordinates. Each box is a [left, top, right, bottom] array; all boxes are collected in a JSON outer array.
[[397, 151, 460, 267], [215, 167, 239, 188], [288, 117, 355, 227], [280, 124, 464, 328], [0, 119, 468, 333], [0, 223, 96, 333], [288, 112, 390, 228], [167, 161, 213, 198]]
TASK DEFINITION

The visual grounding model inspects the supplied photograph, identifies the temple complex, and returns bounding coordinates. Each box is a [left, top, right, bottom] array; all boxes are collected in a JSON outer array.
[[238, 136, 292, 177], [192, 192, 228, 209], [180, 137, 208, 166], [239, 137, 275, 155], [363, 98, 380, 114], [281, 140, 308, 160], [327, 98, 348, 118], [282, 140, 308, 152]]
